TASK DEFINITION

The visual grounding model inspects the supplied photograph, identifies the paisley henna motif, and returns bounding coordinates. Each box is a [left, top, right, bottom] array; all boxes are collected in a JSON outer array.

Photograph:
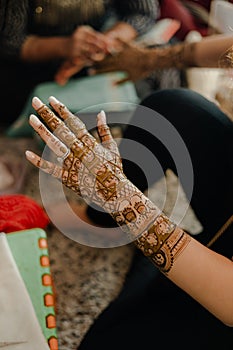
[[135, 215, 191, 273]]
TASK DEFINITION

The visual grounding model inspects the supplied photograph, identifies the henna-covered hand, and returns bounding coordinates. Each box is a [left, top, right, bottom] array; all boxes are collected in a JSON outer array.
[[26, 96, 160, 238], [91, 41, 157, 85], [26, 97, 191, 272], [92, 41, 193, 85]]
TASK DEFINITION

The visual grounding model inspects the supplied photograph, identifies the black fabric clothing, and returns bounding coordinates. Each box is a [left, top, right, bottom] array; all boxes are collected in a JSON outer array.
[[80, 89, 233, 349], [78, 247, 233, 350], [88, 89, 233, 246], [123, 88, 233, 246], [0, 0, 159, 125], [0, 0, 159, 58]]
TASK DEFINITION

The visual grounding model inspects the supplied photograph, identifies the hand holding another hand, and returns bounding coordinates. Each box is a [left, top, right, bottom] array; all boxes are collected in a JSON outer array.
[[91, 42, 157, 85], [55, 26, 124, 85], [55, 25, 108, 85]]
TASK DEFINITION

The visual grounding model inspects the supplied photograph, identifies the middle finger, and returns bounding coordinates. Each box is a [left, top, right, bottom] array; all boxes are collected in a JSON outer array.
[[32, 96, 97, 161], [32, 96, 80, 149], [48, 96, 96, 149]]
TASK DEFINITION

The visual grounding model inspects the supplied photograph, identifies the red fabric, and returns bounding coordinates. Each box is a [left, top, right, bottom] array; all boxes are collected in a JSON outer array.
[[159, 0, 209, 40], [0, 194, 50, 233]]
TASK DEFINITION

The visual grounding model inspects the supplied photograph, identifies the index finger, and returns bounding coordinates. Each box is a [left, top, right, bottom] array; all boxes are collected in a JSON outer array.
[[32, 96, 98, 162], [32, 96, 80, 149]]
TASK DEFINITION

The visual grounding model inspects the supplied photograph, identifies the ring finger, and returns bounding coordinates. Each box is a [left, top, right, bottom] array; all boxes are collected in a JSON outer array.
[[48, 96, 96, 148]]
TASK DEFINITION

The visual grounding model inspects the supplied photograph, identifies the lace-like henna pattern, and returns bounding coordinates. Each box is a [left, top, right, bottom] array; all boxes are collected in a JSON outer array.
[[218, 45, 233, 68], [77, 144, 125, 205], [109, 180, 160, 237], [65, 115, 97, 145], [155, 42, 197, 70], [135, 214, 191, 273], [35, 100, 161, 238], [36, 122, 69, 158], [37, 105, 62, 130], [63, 144, 159, 235], [62, 153, 83, 194], [36, 157, 63, 179]]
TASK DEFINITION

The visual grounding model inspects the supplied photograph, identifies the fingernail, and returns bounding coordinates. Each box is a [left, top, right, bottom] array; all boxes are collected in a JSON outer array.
[[32, 96, 44, 109], [29, 114, 41, 127], [49, 96, 59, 105], [25, 150, 35, 159], [97, 110, 106, 125]]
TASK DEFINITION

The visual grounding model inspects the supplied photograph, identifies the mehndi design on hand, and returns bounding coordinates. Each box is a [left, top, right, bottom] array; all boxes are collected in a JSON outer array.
[[26, 96, 191, 272], [135, 214, 191, 273], [26, 96, 159, 237]]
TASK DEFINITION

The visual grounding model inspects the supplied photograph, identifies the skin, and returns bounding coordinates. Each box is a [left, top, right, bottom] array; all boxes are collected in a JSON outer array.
[[91, 33, 233, 84], [53, 22, 137, 85], [21, 23, 137, 85], [25, 96, 233, 327]]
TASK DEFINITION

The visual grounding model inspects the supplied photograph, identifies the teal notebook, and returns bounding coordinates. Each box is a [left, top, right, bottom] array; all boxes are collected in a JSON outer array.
[[6, 72, 140, 138], [6, 228, 58, 350]]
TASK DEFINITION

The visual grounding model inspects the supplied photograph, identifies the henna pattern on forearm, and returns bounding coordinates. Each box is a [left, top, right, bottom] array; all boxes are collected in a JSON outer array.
[[152, 42, 197, 70], [108, 180, 161, 238], [35, 101, 189, 258], [135, 214, 191, 273]]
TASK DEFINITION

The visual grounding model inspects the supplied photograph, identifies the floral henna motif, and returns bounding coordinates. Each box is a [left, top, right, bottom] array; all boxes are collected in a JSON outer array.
[[32, 98, 191, 265], [37, 104, 62, 130], [135, 214, 191, 273], [109, 181, 160, 238]]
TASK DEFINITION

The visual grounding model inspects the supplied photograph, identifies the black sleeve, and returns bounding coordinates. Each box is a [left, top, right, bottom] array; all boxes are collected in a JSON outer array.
[[112, 0, 160, 35], [0, 0, 29, 60]]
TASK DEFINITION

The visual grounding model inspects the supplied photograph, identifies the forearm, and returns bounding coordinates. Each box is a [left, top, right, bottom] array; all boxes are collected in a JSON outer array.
[[134, 212, 233, 326], [193, 34, 233, 67], [111, 178, 233, 326], [147, 34, 233, 70], [27, 96, 233, 328], [168, 237, 233, 326], [20, 35, 70, 62]]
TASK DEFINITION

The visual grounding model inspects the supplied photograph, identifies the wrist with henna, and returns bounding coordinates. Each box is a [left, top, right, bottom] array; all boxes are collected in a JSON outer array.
[[99, 175, 191, 274], [50, 107, 161, 236], [147, 41, 197, 70], [105, 180, 161, 238], [135, 214, 191, 273], [27, 97, 191, 268]]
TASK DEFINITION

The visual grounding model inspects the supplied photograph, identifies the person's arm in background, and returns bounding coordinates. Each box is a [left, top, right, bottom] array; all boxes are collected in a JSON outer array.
[[21, 26, 109, 63], [92, 33, 233, 84], [0, 1, 108, 63], [191, 34, 233, 67], [25, 96, 233, 327], [104, 0, 160, 42], [0, 0, 29, 60], [54, 0, 160, 85]]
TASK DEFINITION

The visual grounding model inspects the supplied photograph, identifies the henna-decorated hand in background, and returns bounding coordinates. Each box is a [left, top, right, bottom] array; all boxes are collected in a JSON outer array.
[[91, 41, 194, 85], [25, 97, 159, 238], [91, 41, 156, 85]]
